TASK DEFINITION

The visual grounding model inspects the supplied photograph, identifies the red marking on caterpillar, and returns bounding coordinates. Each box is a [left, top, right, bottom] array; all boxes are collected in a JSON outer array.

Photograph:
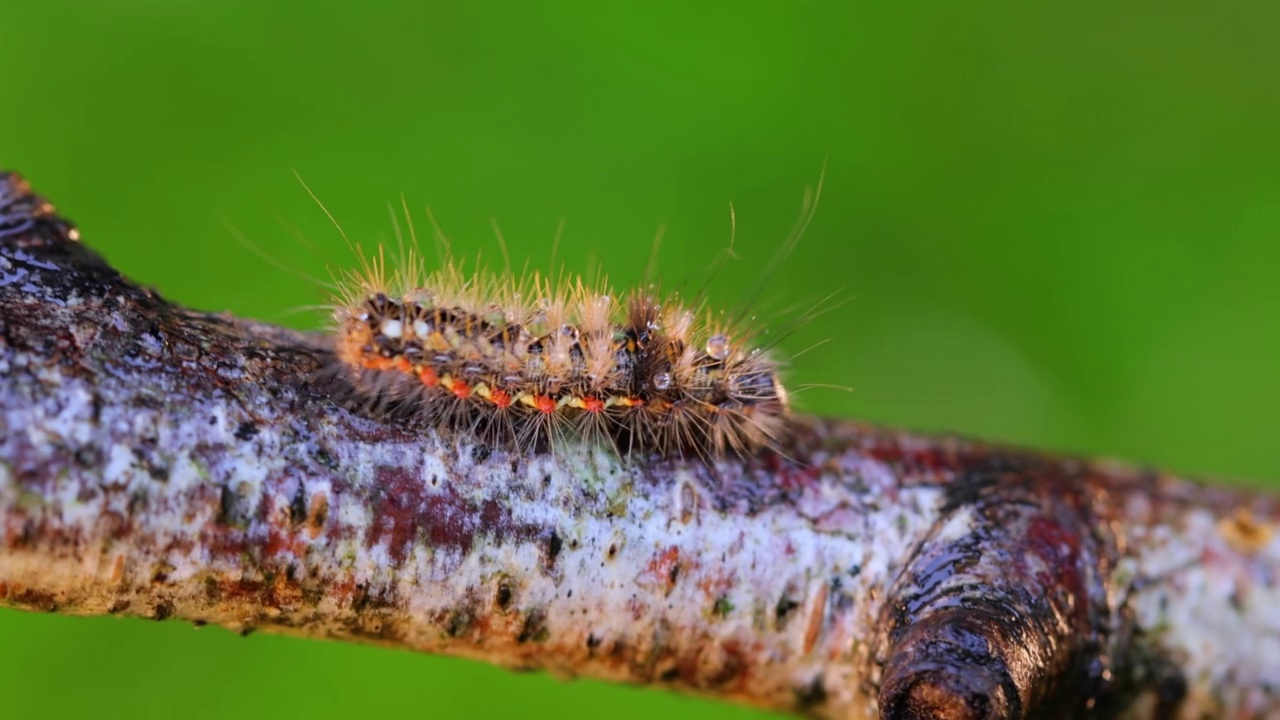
[[283, 170, 831, 460]]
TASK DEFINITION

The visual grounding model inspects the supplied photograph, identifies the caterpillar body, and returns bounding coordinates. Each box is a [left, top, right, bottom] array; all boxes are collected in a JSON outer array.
[[286, 169, 828, 460], [332, 249, 791, 458]]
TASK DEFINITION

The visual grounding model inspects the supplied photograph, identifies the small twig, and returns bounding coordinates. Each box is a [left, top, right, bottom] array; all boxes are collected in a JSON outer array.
[[1, 171, 1277, 719]]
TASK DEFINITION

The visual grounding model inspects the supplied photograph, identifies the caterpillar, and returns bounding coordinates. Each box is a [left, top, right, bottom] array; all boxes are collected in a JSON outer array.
[[331, 247, 791, 459], [287, 175, 827, 460]]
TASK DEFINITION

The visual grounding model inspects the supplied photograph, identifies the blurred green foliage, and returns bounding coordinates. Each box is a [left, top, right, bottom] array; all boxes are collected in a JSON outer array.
[[2, 1, 1278, 718]]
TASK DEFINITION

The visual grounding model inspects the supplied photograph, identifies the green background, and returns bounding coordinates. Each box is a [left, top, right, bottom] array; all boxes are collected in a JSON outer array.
[[3, 2, 1279, 718]]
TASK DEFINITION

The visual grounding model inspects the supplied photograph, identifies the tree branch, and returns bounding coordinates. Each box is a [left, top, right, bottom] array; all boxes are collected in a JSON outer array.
[[1, 170, 1277, 719]]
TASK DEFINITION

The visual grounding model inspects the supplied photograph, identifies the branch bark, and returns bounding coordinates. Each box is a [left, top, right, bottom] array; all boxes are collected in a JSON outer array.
[[1, 170, 1277, 719]]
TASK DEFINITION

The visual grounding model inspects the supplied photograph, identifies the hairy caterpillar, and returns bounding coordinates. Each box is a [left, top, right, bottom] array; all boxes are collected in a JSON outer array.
[[270, 173, 827, 459]]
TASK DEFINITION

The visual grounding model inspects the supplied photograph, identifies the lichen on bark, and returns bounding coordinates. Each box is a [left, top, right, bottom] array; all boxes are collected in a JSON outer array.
[[1, 171, 1278, 719]]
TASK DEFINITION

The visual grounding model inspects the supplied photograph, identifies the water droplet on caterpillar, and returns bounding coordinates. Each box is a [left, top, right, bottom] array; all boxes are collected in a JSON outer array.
[[706, 334, 731, 360]]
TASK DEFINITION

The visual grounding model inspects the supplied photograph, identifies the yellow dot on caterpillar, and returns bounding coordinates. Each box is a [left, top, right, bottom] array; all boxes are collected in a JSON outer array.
[[380, 319, 404, 338], [706, 334, 730, 360]]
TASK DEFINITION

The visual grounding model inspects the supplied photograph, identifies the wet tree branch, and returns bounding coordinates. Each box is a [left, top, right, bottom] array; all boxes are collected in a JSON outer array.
[[1, 171, 1277, 719]]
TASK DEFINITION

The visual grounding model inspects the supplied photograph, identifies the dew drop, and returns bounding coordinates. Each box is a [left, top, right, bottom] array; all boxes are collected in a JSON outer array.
[[706, 334, 731, 360], [653, 372, 673, 390], [405, 288, 436, 305]]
